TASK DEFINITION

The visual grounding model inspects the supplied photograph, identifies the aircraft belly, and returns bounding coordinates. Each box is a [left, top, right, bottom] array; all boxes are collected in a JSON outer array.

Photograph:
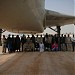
[[0, 0, 45, 33]]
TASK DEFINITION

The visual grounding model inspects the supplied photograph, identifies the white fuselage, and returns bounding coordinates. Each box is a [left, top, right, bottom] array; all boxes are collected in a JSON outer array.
[[0, 0, 45, 33]]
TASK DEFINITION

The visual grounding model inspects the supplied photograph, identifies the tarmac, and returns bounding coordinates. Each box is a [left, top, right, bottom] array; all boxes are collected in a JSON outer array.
[[0, 46, 74, 75]]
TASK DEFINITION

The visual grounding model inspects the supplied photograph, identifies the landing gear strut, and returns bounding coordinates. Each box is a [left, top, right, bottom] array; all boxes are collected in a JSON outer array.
[[57, 26, 61, 51]]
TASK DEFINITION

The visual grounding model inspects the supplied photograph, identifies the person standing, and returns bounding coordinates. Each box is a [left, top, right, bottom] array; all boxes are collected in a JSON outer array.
[[30, 34, 35, 44], [35, 35, 40, 43], [64, 35, 67, 51], [21, 35, 26, 52], [60, 34, 65, 51], [7, 34, 12, 53], [2, 35, 7, 53], [48, 34, 52, 50], [27, 35, 31, 43], [65, 34, 72, 51], [15, 35, 20, 52], [39, 35, 43, 43], [71, 34, 75, 52], [11, 35, 15, 52], [43, 33, 49, 51], [35, 35, 40, 51]]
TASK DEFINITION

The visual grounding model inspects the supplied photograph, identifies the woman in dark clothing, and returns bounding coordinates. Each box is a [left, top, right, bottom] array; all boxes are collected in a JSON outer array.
[[15, 35, 20, 52], [11, 35, 16, 52]]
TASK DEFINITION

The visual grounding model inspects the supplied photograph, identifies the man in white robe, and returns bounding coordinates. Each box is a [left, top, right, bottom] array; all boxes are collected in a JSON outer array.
[[39, 42, 44, 52]]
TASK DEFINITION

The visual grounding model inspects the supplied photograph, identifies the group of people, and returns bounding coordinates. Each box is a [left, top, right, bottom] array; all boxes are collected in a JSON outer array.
[[2, 33, 75, 53]]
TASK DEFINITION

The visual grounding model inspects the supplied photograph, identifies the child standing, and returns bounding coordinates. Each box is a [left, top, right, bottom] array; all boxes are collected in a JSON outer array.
[[39, 42, 44, 52]]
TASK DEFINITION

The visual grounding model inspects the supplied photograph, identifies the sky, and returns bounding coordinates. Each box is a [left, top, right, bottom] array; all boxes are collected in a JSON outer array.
[[45, 0, 74, 15], [3, 0, 75, 36], [44, 0, 75, 34]]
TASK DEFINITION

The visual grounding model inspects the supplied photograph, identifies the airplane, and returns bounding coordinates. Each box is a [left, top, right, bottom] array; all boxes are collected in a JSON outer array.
[[0, 0, 75, 50], [0, 0, 75, 34]]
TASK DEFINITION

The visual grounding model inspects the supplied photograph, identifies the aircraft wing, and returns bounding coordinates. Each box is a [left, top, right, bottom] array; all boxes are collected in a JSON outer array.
[[45, 10, 75, 27]]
